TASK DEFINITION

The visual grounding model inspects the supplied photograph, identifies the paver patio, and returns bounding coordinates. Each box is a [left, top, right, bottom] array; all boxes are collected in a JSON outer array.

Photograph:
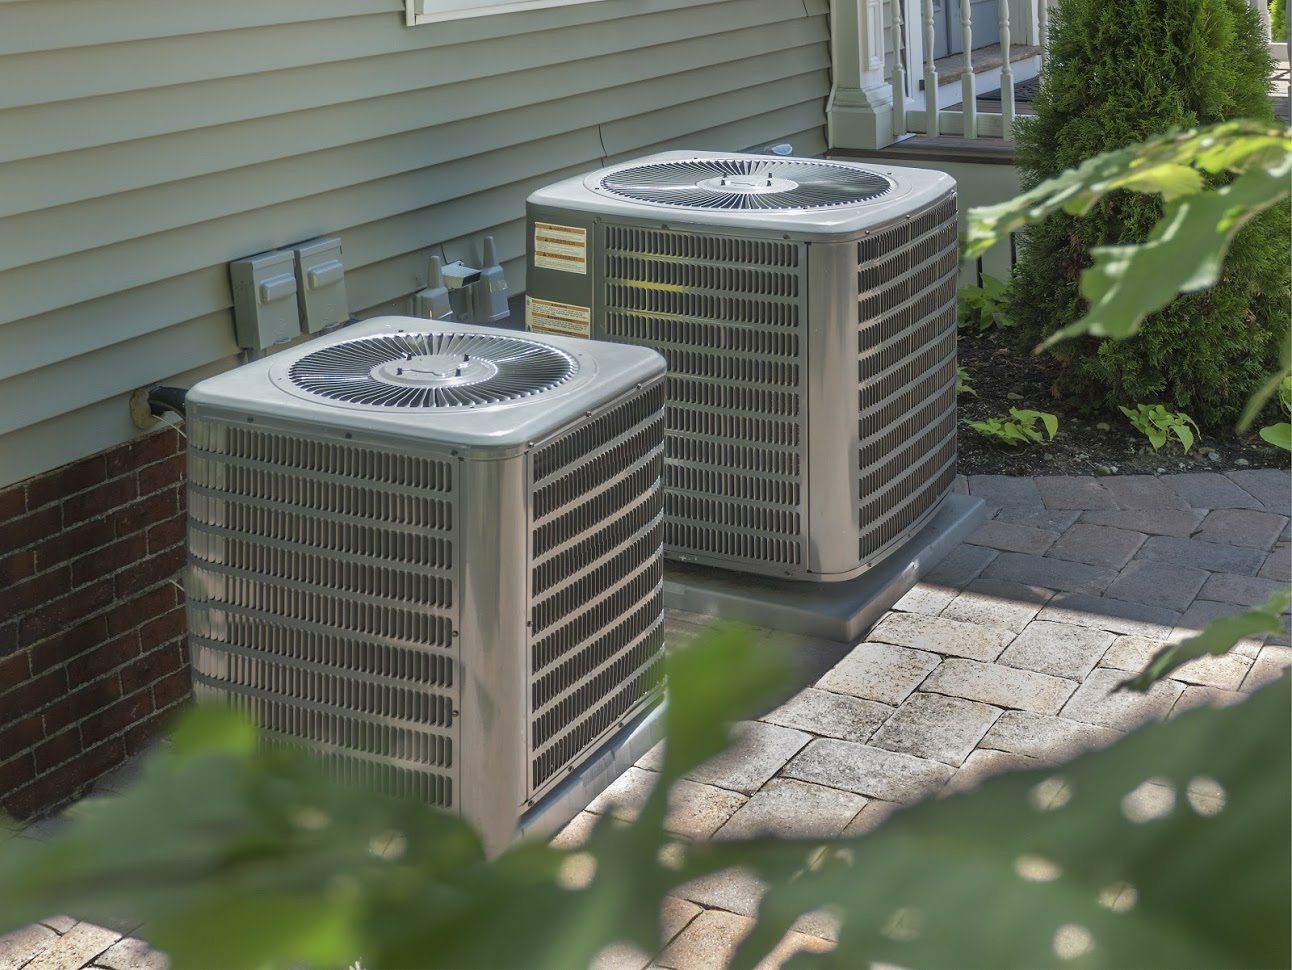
[[2, 470, 1288, 970]]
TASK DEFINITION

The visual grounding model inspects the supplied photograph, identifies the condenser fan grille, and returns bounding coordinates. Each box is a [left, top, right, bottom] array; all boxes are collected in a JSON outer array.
[[597, 158, 892, 211], [288, 332, 577, 408]]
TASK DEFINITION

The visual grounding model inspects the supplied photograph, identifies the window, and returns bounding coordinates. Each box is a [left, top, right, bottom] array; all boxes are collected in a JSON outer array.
[[405, 0, 606, 26]]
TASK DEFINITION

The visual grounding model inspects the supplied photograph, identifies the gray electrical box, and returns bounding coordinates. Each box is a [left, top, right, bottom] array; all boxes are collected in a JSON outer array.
[[230, 249, 300, 350], [293, 237, 349, 333]]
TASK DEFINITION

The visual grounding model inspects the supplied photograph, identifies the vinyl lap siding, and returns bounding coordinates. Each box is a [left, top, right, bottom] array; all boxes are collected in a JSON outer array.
[[0, 0, 829, 487]]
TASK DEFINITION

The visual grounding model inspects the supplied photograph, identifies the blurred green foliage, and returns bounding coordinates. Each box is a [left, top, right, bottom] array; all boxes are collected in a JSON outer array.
[[2, 622, 1288, 969]]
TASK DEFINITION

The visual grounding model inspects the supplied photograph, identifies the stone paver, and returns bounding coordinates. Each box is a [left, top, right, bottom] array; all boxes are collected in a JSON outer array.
[[1193, 508, 1288, 550], [1080, 508, 1206, 537], [990, 506, 1081, 531], [656, 910, 752, 970], [869, 693, 1001, 766], [1173, 685, 1247, 714], [687, 721, 811, 795], [0, 924, 59, 969], [24, 922, 121, 970], [944, 749, 1039, 794], [1035, 591, 1179, 639], [1104, 559, 1209, 612], [891, 580, 959, 616], [1060, 667, 1184, 731], [1035, 476, 1119, 510], [589, 767, 747, 839], [979, 710, 1120, 761], [1196, 572, 1288, 607], [1162, 472, 1262, 510], [1226, 469, 1291, 513], [1259, 545, 1292, 582], [966, 520, 1059, 554], [923, 658, 1076, 714], [921, 542, 997, 586], [939, 580, 1051, 633], [761, 688, 891, 744], [717, 779, 867, 840], [868, 612, 1014, 662], [981, 552, 1117, 594], [999, 620, 1114, 680], [96, 936, 169, 970], [1099, 633, 1252, 691], [840, 799, 901, 836], [1099, 475, 1189, 510], [1046, 523, 1145, 569], [1137, 535, 1268, 575], [1243, 645, 1292, 691], [1172, 601, 1269, 655], [784, 739, 955, 803], [816, 641, 941, 705], [967, 474, 1043, 508]]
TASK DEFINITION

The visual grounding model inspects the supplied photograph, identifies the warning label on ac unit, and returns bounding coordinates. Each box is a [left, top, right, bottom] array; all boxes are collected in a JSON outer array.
[[526, 296, 591, 339], [533, 222, 587, 275]]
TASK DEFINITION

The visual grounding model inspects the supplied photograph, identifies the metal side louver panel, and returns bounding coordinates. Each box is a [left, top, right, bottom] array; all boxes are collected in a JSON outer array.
[[528, 382, 667, 798], [603, 225, 807, 574], [188, 418, 458, 807], [857, 193, 960, 563]]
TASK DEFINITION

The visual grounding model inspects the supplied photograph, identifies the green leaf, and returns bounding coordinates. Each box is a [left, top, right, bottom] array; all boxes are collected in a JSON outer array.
[[733, 672, 1292, 970], [1259, 422, 1292, 451], [1172, 422, 1195, 453], [1118, 589, 1291, 691]]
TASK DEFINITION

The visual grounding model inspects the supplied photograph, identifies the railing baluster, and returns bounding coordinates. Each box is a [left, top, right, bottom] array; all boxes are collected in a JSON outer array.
[[1037, 0, 1048, 60], [960, 0, 976, 137], [924, 0, 939, 135], [999, 0, 1014, 134], [891, 0, 907, 136]]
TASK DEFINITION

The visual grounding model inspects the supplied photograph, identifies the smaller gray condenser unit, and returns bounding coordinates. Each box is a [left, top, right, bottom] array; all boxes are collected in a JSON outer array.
[[524, 151, 959, 583], [185, 317, 667, 853]]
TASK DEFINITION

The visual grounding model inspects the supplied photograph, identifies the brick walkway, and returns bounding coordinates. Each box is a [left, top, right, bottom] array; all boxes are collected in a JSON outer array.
[[3, 471, 1288, 970]]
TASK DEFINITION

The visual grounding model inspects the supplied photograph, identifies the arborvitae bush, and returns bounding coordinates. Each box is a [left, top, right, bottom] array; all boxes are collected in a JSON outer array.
[[1274, 0, 1288, 44], [1009, 0, 1290, 430]]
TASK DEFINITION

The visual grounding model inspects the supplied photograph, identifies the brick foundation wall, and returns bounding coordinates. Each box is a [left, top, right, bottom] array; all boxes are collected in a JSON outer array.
[[0, 427, 190, 819]]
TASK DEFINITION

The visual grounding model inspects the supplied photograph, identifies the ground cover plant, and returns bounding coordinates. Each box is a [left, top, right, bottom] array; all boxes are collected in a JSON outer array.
[[965, 407, 1058, 446], [1119, 404, 1199, 452], [1005, 0, 1290, 430]]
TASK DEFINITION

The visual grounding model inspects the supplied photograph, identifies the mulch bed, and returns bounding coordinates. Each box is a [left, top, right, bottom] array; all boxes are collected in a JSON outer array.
[[956, 328, 1291, 477]]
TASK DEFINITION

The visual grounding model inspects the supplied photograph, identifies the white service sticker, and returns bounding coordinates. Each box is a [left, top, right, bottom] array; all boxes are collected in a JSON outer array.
[[526, 296, 591, 339], [533, 222, 588, 275]]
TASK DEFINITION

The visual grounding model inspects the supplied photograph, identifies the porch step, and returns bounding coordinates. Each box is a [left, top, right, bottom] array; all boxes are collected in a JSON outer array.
[[927, 43, 1042, 87], [830, 135, 1016, 166]]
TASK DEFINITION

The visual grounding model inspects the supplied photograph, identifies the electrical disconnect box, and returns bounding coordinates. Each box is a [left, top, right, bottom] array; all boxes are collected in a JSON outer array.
[[293, 237, 349, 333], [229, 249, 300, 350]]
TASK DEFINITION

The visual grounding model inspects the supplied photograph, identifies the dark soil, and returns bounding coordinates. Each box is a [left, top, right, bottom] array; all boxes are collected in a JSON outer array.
[[957, 328, 1292, 476]]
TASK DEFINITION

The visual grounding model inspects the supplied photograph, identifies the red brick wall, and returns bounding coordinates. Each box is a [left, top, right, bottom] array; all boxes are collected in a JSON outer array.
[[0, 427, 189, 819]]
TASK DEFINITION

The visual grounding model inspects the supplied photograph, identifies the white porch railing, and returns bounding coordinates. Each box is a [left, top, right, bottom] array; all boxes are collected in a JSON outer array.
[[827, 0, 1049, 149], [898, 0, 1047, 139]]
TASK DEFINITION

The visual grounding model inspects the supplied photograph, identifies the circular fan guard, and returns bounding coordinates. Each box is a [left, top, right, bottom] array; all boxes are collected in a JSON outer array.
[[597, 158, 892, 211], [287, 332, 577, 408]]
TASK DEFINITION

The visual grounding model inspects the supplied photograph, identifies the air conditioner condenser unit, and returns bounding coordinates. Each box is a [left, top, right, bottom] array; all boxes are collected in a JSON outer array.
[[184, 317, 668, 854], [524, 152, 959, 584]]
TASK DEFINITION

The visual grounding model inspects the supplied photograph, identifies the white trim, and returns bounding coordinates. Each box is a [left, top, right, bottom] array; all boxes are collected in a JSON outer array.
[[406, 0, 606, 27]]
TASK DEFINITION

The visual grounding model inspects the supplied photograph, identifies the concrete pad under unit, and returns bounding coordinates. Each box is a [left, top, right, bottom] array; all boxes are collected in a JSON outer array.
[[663, 494, 987, 642]]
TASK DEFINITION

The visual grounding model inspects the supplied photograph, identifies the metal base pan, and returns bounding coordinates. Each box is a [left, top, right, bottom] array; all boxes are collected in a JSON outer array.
[[514, 698, 665, 847], [663, 494, 987, 643]]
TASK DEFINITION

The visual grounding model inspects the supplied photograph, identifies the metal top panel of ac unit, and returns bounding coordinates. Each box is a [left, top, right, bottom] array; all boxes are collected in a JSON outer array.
[[527, 150, 957, 239], [186, 317, 666, 457]]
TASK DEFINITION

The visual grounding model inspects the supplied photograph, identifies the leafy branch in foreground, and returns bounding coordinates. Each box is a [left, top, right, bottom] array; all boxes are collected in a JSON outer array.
[[1, 622, 1288, 970], [1118, 588, 1290, 692], [963, 120, 1291, 350]]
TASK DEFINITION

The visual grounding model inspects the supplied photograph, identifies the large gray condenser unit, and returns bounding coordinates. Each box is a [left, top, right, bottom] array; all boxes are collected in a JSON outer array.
[[524, 151, 958, 582], [185, 317, 667, 853]]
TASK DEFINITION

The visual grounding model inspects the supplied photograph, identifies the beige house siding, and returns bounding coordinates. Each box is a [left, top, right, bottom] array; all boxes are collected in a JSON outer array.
[[0, 0, 830, 487]]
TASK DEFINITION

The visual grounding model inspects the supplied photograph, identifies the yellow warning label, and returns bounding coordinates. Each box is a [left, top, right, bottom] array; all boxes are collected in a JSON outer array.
[[533, 222, 587, 275], [526, 296, 591, 339]]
